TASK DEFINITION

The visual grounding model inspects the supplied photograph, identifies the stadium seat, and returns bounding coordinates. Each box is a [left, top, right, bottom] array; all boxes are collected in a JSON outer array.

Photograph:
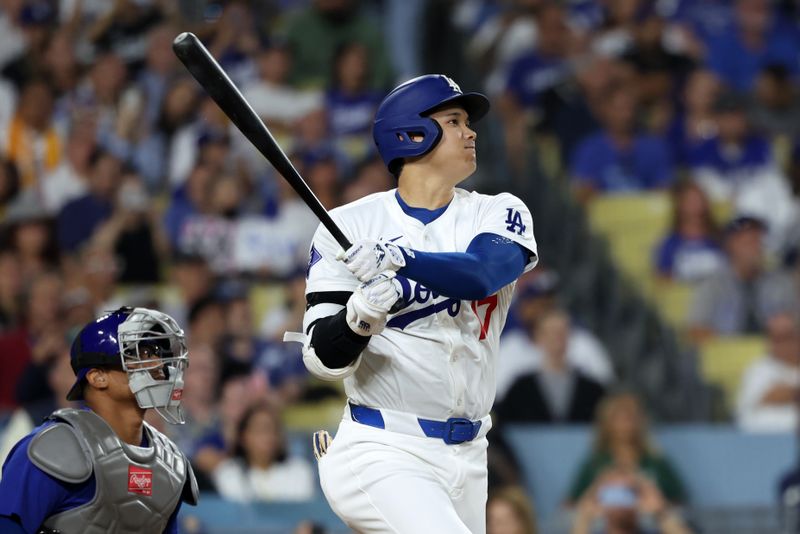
[[249, 284, 287, 328], [587, 192, 671, 296], [283, 398, 346, 432], [698, 336, 767, 412], [651, 280, 695, 332]]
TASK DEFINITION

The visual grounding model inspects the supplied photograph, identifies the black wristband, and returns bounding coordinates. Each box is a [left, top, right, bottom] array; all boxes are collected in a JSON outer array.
[[310, 309, 370, 369]]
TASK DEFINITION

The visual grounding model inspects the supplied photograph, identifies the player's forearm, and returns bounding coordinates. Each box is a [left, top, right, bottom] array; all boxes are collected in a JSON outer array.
[[309, 309, 370, 368], [398, 233, 528, 300]]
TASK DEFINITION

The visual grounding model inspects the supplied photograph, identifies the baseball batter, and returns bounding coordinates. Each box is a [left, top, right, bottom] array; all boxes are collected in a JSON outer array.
[[292, 74, 538, 533], [0, 307, 197, 534]]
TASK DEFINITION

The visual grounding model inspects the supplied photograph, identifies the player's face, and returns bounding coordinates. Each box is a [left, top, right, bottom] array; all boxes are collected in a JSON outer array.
[[424, 106, 478, 184]]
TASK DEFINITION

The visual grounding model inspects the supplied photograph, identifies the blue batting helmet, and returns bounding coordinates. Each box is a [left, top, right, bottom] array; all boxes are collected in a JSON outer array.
[[67, 307, 133, 401], [372, 74, 490, 175]]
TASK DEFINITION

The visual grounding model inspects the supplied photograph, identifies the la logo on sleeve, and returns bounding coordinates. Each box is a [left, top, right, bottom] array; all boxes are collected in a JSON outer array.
[[128, 465, 153, 496]]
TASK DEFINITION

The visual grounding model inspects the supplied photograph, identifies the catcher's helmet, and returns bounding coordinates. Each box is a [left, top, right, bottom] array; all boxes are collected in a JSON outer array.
[[67, 306, 189, 424], [372, 74, 490, 175]]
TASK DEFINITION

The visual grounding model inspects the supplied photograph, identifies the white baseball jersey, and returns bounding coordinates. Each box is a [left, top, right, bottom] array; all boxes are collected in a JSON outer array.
[[304, 187, 537, 421]]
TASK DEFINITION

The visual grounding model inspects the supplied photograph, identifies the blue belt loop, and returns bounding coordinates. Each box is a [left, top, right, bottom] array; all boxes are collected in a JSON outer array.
[[349, 402, 385, 429]]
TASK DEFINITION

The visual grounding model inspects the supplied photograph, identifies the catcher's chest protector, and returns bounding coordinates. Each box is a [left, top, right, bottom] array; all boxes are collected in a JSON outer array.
[[35, 409, 188, 534]]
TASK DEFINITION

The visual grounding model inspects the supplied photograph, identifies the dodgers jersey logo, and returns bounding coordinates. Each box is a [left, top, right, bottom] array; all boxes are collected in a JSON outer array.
[[387, 276, 497, 340]]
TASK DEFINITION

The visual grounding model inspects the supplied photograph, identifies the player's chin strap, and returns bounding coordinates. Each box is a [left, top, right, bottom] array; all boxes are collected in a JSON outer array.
[[128, 365, 186, 425], [284, 331, 361, 381]]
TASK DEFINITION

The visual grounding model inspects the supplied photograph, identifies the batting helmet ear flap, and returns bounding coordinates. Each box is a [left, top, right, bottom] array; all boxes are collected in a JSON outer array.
[[376, 117, 443, 175]]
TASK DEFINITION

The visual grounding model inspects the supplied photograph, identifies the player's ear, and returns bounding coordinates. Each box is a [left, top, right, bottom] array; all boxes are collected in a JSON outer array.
[[86, 368, 109, 391]]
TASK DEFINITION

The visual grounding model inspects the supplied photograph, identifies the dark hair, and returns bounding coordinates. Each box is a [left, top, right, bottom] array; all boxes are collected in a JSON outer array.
[[232, 401, 288, 464], [187, 294, 222, 325], [669, 179, 718, 237], [330, 41, 369, 90], [0, 159, 20, 205]]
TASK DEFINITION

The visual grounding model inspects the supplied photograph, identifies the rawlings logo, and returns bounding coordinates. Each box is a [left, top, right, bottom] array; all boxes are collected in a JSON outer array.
[[128, 465, 153, 496], [171, 388, 183, 401]]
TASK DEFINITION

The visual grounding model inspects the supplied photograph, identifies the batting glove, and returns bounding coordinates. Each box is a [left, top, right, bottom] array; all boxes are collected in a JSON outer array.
[[346, 272, 401, 336], [312, 429, 332, 460], [339, 239, 407, 282]]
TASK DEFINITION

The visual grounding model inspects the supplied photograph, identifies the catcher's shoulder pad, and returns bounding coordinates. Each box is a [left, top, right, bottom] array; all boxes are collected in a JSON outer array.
[[182, 457, 200, 505], [27, 423, 93, 484]]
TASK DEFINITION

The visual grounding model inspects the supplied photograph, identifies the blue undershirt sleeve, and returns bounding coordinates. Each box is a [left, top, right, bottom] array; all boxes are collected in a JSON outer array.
[[0, 515, 26, 534], [397, 232, 530, 300]]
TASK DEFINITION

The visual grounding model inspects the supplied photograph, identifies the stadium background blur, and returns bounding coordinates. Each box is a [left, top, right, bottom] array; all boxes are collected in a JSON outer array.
[[1, 0, 800, 532]]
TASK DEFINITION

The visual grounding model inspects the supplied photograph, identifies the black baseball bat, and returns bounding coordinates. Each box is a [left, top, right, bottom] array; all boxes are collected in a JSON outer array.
[[172, 32, 352, 250]]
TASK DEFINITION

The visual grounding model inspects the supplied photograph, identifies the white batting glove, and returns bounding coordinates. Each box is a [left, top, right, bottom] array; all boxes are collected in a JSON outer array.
[[339, 239, 407, 282], [345, 272, 402, 336]]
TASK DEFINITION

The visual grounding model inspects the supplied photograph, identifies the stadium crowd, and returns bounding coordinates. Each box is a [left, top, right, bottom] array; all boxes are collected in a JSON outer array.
[[1, 0, 800, 532]]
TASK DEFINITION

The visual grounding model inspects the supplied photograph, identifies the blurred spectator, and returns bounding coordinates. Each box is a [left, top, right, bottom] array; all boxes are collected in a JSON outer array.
[[0, 347, 76, 476], [466, 0, 540, 97], [87, 0, 172, 63], [39, 117, 94, 214], [212, 401, 314, 502], [43, 30, 80, 119], [570, 84, 674, 201], [161, 252, 215, 330], [233, 175, 321, 278], [487, 485, 538, 534], [0, 248, 23, 330], [218, 282, 306, 407], [688, 90, 796, 252], [326, 41, 381, 162], [71, 242, 121, 316], [206, 1, 261, 84], [0, 0, 27, 70], [748, 64, 800, 140], [1, 79, 62, 190], [499, 2, 574, 172], [541, 55, 630, 169], [341, 155, 393, 204], [0, 271, 64, 410], [687, 215, 797, 342], [586, 0, 642, 58], [621, 11, 695, 131], [1, 2, 56, 88], [571, 468, 691, 534], [121, 76, 199, 191], [56, 149, 121, 253], [188, 294, 227, 349], [664, 69, 721, 166], [495, 309, 605, 424], [497, 270, 613, 400], [383, 0, 425, 82], [173, 171, 241, 274], [304, 155, 342, 210], [90, 173, 166, 283], [0, 158, 21, 215], [292, 107, 349, 177], [737, 311, 800, 432], [280, 0, 392, 90], [241, 44, 322, 136], [568, 393, 686, 506], [137, 24, 181, 130], [653, 180, 724, 282], [164, 163, 212, 248], [704, 0, 799, 92], [73, 52, 128, 137], [2, 193, 59, 283], [163, 343, 223, 490]]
